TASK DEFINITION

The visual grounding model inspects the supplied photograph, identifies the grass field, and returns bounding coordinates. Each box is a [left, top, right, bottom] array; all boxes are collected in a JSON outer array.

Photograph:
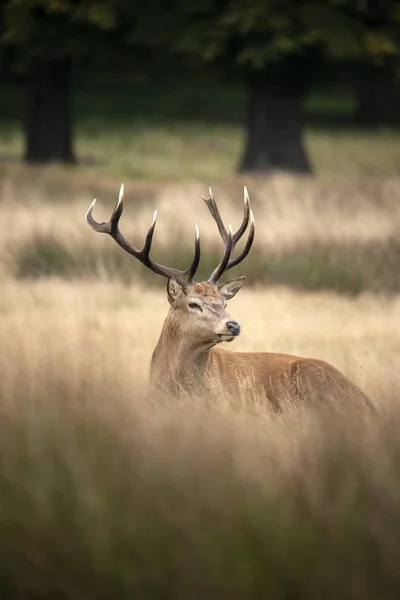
[[2, 77, 400, 178], [0, 80, 400, 596]]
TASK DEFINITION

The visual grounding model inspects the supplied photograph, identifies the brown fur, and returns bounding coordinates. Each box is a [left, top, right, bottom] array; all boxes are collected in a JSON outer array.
[[150, 281, 374, 412], [190, 282, 220, 298]]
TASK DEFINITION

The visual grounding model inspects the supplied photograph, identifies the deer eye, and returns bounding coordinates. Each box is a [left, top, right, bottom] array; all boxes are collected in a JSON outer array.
[[188, 302, 202, 311]]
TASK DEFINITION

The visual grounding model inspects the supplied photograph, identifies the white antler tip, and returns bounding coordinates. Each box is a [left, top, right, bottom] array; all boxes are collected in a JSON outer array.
[[250, 208, 254, 222], [118, 183, 124, 204], [86, 198, 96, 218], [208, 186, 213, 198], [195, 224, 200, 239], [244, 186, 250, 204], [228, 224, 233, 235], [152, 209, 158, 226]]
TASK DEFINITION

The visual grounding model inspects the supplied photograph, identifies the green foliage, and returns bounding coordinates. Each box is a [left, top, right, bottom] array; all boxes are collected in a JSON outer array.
[[129, 0, 400, 80], [3, 0, 400, 77], [1, 0, 123, 70]]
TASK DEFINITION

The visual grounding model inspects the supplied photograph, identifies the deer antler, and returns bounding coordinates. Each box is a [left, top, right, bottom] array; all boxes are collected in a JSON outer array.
[[203, 186, 255, 284], [86, 184, 200, 287]]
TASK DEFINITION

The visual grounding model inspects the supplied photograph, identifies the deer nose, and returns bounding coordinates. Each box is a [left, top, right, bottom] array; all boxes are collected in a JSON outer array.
[[226, 320, 241, 336]]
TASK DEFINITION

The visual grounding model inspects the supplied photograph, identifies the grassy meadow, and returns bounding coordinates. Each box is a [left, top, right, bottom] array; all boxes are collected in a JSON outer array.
[[0, 79, 400, 597]]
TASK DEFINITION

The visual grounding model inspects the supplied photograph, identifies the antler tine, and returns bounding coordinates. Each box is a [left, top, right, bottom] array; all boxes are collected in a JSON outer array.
[[188, 224, 201, 281], [204, 186, 255, 284], [202, 187, 250, 244], [208, 225, 234, 284], [86, 184, 201, 287], [225, 208, 255, 271], [85, 183, 124, 235], [237, 186, 251, 241]]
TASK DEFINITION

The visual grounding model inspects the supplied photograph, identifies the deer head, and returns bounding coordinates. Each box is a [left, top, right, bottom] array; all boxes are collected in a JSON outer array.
[[86, 185, 255, 347]]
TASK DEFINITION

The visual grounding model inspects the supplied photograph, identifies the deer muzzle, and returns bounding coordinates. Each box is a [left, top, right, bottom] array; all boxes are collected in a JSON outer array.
[[225, 321, 241, 336]]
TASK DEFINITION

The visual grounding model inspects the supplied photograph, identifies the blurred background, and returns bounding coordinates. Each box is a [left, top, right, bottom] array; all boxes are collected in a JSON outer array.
[[1, 0, 400, 290], [2, 0, 400, 174], [1, 2, 400, 598]]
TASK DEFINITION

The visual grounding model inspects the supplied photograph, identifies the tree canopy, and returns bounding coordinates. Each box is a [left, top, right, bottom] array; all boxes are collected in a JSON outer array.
[[130, 0, 400, 77], [1, 0, 123, 71], [1, 0, 400, 168]]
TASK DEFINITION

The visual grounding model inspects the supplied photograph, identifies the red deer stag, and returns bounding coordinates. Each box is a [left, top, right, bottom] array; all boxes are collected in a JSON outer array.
[[86, 185, 373, 411]]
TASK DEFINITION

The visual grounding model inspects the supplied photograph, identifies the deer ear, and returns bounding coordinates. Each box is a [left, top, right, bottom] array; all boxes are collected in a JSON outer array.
[[218, 276, 246, 301], [167, 277, 184, 304]]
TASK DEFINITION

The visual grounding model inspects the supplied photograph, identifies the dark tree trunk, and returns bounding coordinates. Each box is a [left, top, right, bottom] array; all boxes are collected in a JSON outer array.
[[239, 77, 311, 174], [24, 58, 75, 163], [354, 71, 400, 126]]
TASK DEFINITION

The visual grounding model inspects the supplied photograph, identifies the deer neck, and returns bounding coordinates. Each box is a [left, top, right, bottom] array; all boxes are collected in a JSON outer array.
[[150, 311, 213, 393]]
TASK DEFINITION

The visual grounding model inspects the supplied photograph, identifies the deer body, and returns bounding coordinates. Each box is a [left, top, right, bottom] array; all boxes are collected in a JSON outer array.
[[152, 346, 372, 409], [149, 281, 372, 410], [86, 185, 373, 412]]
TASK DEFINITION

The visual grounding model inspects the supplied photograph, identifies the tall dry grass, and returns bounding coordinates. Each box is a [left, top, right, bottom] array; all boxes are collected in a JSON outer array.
[[1, 168, 400, 292], [1, 164, 400, 595], [2, 277, 398, 401], [0, 278, 400, 597]]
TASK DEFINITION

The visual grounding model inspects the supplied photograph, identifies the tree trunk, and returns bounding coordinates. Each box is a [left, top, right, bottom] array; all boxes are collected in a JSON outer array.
[[239, 77, 311, 174], [24, 58, 75, 163], [354, 71, 400, 126]]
